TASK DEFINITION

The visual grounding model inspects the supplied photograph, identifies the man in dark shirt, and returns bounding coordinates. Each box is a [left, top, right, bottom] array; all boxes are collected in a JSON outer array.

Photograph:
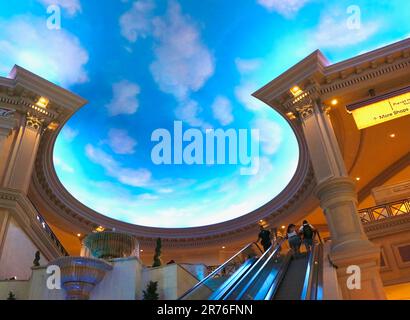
[[257, 226, 272, 252]]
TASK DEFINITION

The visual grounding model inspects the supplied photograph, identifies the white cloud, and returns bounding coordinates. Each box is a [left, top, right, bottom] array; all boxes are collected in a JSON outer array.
[[149, 1, 215, 100], [158, 188, 173, 194], [257, 0, 310, 17], [235, 58, 261, 74], [61, 125, 79, 142], [85, 144, 151, 187], [54, 156, 75, 173], [175, 99, 205, 127], [120, 0, 155, 42], [211, 96, 234, 126], [105, 129, 137, 155], [252, 118, 283, 155], [138, 193, 159, 201], [106, 80, 140, 116], [38, 0, 82, 16], [235, 81, 267, 112], [0, 16, 88, 87], [310, 12, 380, 49], [248, 156, 274, 185]]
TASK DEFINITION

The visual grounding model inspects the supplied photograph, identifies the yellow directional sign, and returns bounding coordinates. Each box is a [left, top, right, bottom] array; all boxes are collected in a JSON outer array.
[[347, 87, 410, 130]]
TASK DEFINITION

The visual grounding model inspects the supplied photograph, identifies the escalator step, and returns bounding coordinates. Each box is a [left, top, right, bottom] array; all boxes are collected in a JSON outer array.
[[274, 253, 309, 300]]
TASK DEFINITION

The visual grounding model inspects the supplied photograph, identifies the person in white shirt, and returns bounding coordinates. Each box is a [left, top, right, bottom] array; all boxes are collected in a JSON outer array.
[[286, 224, 301, 256], [299, 220, 316, 253]]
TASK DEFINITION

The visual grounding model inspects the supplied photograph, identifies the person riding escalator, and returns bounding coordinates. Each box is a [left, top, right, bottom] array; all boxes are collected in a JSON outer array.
[[256, 225, 272, 252]]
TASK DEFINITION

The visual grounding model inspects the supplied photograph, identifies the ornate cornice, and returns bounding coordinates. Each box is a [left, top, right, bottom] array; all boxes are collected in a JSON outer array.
[[253, 37, 410, 112], [364, 213, 410, 239]]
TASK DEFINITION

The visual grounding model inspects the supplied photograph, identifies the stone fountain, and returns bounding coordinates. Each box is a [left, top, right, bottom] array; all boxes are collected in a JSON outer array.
[[50, 256, 112, 300], [49, 230, 137, 300], [83, 231, 137, 259]]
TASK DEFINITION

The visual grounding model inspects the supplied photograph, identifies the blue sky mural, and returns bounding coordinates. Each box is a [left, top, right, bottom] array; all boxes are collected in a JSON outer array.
[[1, 0, 409, 228]]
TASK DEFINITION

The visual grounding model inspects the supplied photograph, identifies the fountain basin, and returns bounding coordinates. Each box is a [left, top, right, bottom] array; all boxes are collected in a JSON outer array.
[[50, 256, 112, 300], [83, 231, 137, 259]]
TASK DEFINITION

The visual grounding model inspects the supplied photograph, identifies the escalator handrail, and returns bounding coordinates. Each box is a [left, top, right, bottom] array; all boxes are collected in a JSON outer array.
[[224, 239, 285, 300], [300, 236, 322, 300], [178, 242, 263, 300], [263, 250, 293, 300]]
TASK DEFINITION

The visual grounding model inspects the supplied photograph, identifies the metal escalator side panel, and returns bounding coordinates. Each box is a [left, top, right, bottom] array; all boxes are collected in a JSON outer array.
[[209, 257, 257, 300], [263, 251, 292, 300], [178, 242, 261, 300], [223, 240, 285, 300], [300, 243, 324, 300]]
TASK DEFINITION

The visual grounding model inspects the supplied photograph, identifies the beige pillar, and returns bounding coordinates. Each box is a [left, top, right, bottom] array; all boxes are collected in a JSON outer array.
[[0, 209, 10, 259], [297, 100, 386, 299], [0, 109, 16, 154], [2, 114, 43, 194]]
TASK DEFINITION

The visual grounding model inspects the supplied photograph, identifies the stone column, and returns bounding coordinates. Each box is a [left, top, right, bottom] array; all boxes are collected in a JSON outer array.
[[0, 109, 16, 155], [0, 209, 10, 256], [296, 99, 386, 299], [2, 113, 43, 194], [0, 109, 17, 186]]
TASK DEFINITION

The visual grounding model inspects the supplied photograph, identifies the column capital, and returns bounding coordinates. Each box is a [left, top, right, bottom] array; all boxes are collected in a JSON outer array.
[[25, 113, 45, 132]]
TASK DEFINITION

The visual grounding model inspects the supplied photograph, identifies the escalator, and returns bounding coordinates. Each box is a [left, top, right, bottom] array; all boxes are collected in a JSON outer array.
[[218, 237, 323, 301], [268, 241, 323, 300], [179, 237, 323, 301], [178, 242, 263, 300]]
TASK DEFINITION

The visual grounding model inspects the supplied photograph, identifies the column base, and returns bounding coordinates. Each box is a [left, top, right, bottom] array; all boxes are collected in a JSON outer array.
[[315, 177, 386, 300], [330, 245, 386, 300]]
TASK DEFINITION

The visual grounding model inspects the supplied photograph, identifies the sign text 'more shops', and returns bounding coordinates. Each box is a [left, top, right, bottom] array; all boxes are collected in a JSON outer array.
[[347, 86, 410, 130]]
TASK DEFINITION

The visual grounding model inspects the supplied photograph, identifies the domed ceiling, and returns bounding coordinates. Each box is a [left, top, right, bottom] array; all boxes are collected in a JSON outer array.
[[1, 0, 409, 228]]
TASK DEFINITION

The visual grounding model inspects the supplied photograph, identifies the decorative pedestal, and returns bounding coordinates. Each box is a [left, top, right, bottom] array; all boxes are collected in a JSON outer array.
[[83, 231, 137, 259], [50, 256, 113, 300]]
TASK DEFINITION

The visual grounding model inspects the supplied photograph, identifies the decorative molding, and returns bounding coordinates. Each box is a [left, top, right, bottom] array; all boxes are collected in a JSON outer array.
[[364, 212, 410, 239], [26, 113, 44, 131], [296, 104, 314, 120], [0, 108, 15, 118], [254, 37, 410, 112], [0, 188, 67, 260]]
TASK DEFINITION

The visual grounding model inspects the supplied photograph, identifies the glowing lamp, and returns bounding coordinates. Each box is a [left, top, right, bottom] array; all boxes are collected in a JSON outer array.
[[331, 99, 338, 106], [290, 86, 303, 97], [36, 97, 49, 109]]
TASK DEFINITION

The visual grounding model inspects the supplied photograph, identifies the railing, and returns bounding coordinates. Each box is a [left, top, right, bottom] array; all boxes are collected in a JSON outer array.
[[35, 213, 69, 257], [300, 235, 323, 300], [225, 240, 285, 300], [179, 242, 263, 300], [358, 198, 410, 223]]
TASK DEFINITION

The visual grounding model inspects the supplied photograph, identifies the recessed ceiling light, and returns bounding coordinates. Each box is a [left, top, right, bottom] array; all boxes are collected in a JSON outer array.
[[356, 177, 361, 181], [331, 99, 338, 106], [281, 225, 286, 229], [390, 133, 396, 138], [222, 246, 226, 249], [77, 233, 81, 237]]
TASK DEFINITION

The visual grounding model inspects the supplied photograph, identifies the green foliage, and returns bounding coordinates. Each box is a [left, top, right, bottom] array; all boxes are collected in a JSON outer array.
[[142, 281, 159, 300], [152, 238, 162, 267], [7, 291, 16, 300]]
